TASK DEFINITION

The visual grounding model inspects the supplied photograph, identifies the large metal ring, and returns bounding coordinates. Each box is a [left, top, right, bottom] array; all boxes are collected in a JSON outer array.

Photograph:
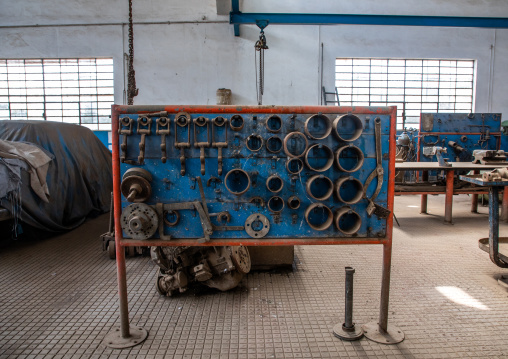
[[335, 177, 364, 204], [306, 174, 334, 201], [305, 144, 334, 172], [304, 114, 332, 140], [283, 132, 308, 158], [305, 203, 333, 231], [334, 207, 362, 235], [224, 169, 251, 196], [335, 145, 364, 173], [333, 114, 363, 142]]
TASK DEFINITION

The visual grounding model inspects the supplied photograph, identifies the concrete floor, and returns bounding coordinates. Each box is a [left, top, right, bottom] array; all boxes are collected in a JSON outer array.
[[1, 195, 508, 359]]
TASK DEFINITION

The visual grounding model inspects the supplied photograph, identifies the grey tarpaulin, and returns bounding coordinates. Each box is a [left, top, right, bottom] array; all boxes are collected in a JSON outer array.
[[0, 121, 112, 232]]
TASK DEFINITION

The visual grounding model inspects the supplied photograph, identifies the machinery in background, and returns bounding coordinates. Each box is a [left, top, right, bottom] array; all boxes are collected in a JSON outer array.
[[418, 113, 502, 180], [395, 128, 418, 183]]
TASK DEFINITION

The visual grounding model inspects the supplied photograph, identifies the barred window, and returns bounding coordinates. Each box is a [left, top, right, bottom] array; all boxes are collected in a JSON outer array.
[[0, 58, 114, 130], [335, 58, 475, 129]]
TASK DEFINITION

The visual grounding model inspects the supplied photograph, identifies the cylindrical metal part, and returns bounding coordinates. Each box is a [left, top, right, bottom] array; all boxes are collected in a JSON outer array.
[[344, 267, 355, 329], [224, 169, 251, 196], [283, 132, 308, 158], [266, 115, 282, 133], [304, 114, 332, 140], [266, 136, 283, 153], [246, 134, 263, 152], [216, 88, 232, 105], [304, 203, 333, 231], [305, 144, 334, 172], [286, 157, 304, 174], [334, 207, 362, 235], [287, 195, 301, 210], [333, 114, 363, 142], [306, 174, 334, 201], [267, 196, 285, 213], [335, 145, 364, 173], [230, 115, 244, 131], [335, 177, 363, 204], [266, 175, 284, 193]]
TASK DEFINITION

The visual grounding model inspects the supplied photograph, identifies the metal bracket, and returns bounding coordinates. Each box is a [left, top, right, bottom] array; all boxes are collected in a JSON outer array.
[[156, 117, 171, 163], [174, 112, 191, 176], [137, 116, 152, 164], [119, 117, 134, 163], [212, 116, 228, 176], [194, 116, 210, 175]]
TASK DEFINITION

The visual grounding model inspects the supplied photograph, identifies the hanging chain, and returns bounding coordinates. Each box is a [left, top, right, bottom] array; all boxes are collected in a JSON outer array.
[[254, 30, 268, 105], [127, 0, 138, 105]]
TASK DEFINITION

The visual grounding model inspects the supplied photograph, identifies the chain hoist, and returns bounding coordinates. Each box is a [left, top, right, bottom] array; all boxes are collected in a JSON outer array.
[[254, 30, 268, 105], [127, 0, 138, 105]]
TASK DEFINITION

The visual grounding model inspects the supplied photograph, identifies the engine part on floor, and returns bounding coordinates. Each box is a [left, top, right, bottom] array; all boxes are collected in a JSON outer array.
[[333, 114, 363, 142], [472, 150, 507, 165], [121, 168, 152, 202], [152, 245, 251, 296], [333, 267, 363, 341]]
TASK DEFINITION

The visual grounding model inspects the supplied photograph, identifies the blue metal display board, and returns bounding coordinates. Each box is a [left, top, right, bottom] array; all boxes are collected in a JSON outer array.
[[114, 106, 396, 243], [418, 113, 501, 164]]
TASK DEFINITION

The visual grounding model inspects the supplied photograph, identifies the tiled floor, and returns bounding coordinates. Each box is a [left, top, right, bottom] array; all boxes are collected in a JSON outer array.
[[1, 195, 508, 358]]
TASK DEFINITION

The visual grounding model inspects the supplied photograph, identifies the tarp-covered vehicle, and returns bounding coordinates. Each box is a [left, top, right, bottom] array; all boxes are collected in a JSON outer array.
[[0, 121, 112, 239]]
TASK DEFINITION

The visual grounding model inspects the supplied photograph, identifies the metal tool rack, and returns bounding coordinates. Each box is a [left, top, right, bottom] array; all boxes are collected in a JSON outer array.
[[106, 105, 402, 347]]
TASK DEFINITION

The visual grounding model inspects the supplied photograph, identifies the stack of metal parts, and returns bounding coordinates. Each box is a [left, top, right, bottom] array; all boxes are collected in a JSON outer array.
[[117, 108, 391, 295]]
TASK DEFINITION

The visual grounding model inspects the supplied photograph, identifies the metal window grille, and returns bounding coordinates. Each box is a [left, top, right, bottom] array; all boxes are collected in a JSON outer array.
[[0, 58, 114, 131], [335, 58, 475, 129]]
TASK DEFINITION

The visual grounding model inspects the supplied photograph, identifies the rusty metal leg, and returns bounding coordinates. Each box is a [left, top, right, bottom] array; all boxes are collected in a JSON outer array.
[[501, 186, 508, 222], [421, 170, 428, 214], [488, 187, 508, 268], [104, 107, 148, 349], [471, 170, 479, 213], [444, 170, 454, 224], [333, 267, 363, 341], [362, 243, 404, 344]]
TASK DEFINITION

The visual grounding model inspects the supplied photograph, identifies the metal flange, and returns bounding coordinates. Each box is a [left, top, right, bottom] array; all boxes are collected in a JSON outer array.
[[362, 322, 404, 345], [245, 213, 270, 238], [104, 325, 148, 349]]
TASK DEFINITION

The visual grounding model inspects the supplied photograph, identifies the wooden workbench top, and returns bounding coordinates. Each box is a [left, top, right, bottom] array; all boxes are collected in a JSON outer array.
[[395, 162, 508, 171]]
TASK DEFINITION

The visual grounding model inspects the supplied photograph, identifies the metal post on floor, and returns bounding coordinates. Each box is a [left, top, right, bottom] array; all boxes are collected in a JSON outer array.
[[421, 170, 428, 214], [333, 267, 363, 341], [471, 170, 479, 213], [444, 170, 454, 224], [104, 106, 148, 349], [362, 243, 404, 344]]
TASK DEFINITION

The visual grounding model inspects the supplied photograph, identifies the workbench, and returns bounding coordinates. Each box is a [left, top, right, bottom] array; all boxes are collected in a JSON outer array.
[[395, 162, 508, 223]]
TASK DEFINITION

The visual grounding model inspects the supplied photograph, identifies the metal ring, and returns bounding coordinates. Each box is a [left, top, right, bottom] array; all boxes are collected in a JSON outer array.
[[304, 114, 332, 140], [245, 213, 270, 238], [305, 144, 334, 172], [334, 207, 362, 235], [175, 112, 191, 127], [266, 115, 282, 133], [246, 134, 263, 152], [283, 132, 308, 158], [306, 174, 334, 201], [286, 158, 304, 174], [163, 210, 180, 227], [266, 175, 284, 193], [213, 116, 227, 126], [287, 196, 301, 210], [335, 177, 363, 204], [224, 169, 251, 196], [333, 114, 363, 142], [230, 115, 244, 131], [305, 203, 333, 231], [335, 145, 364, 173], [267, 196, 285, 213], [194, 116, 207, 127], [266, 136, 283, 153]]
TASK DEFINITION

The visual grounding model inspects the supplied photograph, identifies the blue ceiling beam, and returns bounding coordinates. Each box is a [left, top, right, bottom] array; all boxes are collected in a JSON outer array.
[[230, 9, 508, 36]]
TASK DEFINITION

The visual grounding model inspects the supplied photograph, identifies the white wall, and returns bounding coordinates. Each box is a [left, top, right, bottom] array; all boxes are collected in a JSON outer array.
[[0, 0, 507, 114]]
